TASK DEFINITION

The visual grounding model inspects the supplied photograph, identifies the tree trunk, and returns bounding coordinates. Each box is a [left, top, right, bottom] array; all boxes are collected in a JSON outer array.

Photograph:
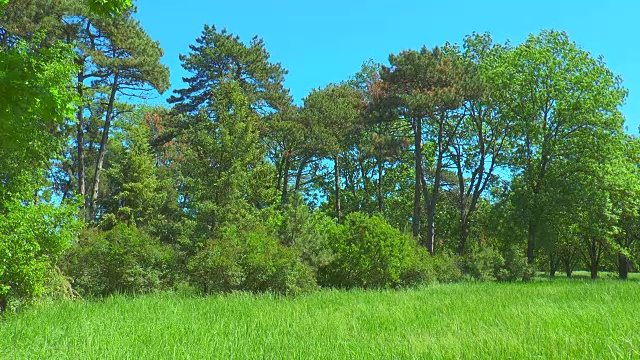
[[425, 203, 436, 255], [90, 72, 119, 217], [423, 121, 444, 256], [590, 260, 598, 280], [76, 69, 86, 219], [281, 155, 290, 206], [589, 238, 599, 279], [377, 148, 384, 213], [334, 154, 341, 223], [456, 216, 468, 255], [294, 157, 308, 192], [412, 117, 422, 239], [564, 258, 572, 278], [527, 223, 536, 265], [618, 252, 629, 280]]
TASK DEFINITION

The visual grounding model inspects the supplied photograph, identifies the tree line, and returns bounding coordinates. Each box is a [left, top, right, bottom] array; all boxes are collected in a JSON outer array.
[[1, 0, 638, 311]]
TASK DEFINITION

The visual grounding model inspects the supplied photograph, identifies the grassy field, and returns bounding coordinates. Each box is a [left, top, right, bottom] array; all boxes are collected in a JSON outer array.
[[1, 279, 639, 359]]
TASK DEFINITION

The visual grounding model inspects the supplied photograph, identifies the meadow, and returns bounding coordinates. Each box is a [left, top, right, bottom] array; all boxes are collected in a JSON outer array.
[[1, 278, 639, 359]]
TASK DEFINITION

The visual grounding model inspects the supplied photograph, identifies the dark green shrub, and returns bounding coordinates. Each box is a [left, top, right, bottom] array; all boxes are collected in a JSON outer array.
[[461, 245, 504, 281], [61, 224, 177, 296], [400, 246, 437, 286], [320, 212, 425, 289], [496, 244, 531, 282], [277, 196, 336, 273], [432, 251, 463, 283], [187, 226, 317, 295]]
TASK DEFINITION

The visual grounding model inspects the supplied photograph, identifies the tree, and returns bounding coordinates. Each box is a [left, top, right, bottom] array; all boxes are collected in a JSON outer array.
[[376, 46, 469, 254], [492, 30, 627, 265], [170, 80, 275, 244], [167, 24, 290, 116], [303, 84, 363, 222], [447, 33, 511, 254], [0, 37, 80, 310], [1, 0, 170, 221]]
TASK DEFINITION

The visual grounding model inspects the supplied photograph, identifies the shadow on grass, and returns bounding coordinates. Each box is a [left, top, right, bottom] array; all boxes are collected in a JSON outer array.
[[535, 271, 640, 281]]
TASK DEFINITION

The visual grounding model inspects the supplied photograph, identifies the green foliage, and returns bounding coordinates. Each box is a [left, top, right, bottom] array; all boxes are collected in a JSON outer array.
[[61, 224, 177, 296], [431, 252, 464, 283], [0, 37, 77, 202], [168, 24, 290, 114], [496, 245, 531, 282], [320, 212, 431, 288], [0, 35, 78, 311], [277, 194, 336, 272], [101, 107, 167, 226], [461, 245, 504, 281], [86, 0, 131, 16], [187, 225, 317, 296], [0, 203, 80, 310]]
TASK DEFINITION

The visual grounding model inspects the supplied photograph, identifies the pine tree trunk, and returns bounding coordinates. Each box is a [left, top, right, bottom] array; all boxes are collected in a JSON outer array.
[[281, 155, 290, 206], [334, 154, 341, 223], [412, 117, 422, 239], [589, 239, 599, 280], [294, 157, 308, 192], [426, 205, 436, 255], [76, 69, 86, 219], [377, 158, 383, 213], [457, 215, 468, 255], [90, 72, 119, 217]]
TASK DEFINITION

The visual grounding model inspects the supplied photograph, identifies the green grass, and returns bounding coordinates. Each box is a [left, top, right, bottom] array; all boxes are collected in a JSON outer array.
[[1, 280, 639, 359]]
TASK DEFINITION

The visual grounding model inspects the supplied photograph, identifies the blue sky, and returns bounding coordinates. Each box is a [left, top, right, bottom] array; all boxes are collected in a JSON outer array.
[[135, 0, 639, 133]]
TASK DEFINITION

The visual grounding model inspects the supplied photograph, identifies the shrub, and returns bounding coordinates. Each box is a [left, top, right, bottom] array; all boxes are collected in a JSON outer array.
[[320, 212, 427, 289], [61, 223, 177, 296], [187, 226, 317, 295], [400, 246, 437, 286], [277, 196, 336, 273], [496, 244, 531, 282], [461, 245, 504, 281], [432, 251, 463, 283], [0, 203, 79, 311]]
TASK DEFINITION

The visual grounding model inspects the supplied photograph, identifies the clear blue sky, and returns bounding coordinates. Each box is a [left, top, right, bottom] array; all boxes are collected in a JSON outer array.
[[135, 0, 640, 134]]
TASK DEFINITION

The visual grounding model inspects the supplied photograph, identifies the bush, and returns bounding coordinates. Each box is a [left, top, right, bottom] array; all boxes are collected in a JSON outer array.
[[277, 197, 336, 273], [187, 226, 317, 295], [320, 212, 429, 289], [496, 244, 531, 282], [0, 203, 79, 311], [61, 224, 177, 296], [432, 251, 463, 283], [461, 245, 504, 281], [400, 246, 437, 286]]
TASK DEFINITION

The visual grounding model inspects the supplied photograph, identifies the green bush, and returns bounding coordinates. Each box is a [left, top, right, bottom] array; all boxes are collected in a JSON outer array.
[[0, 203, 79, 311], [496, 245, 531, 282], [187, 226, 317, 295], [61, 224, 177, 296], [432, 251, 463, 283], [277, 196, 336, 273], [461, 245, 504, 281], [320, 212, 430, 289], [400, 246, 437, 286]]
